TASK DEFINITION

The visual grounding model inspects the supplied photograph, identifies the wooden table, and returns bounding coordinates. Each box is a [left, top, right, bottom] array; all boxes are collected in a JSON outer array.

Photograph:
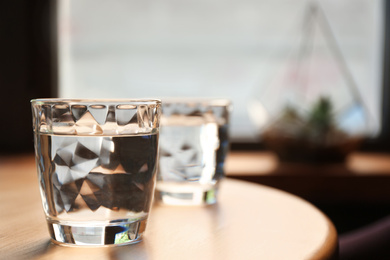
[[0, 155, 337, 260]]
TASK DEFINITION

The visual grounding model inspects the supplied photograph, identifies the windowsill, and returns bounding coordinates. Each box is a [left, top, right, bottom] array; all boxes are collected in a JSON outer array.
[[226, 151, 390, 176], [225, 151, 390, 204]]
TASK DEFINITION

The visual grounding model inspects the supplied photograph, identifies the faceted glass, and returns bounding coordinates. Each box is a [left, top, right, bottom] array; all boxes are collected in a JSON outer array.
[[31, 99, 161, 246], [155, 99, 231, 206]]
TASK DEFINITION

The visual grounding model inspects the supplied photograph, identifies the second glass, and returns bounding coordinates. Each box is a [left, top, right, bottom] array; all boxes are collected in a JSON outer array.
[[155, 98, 231, 206]]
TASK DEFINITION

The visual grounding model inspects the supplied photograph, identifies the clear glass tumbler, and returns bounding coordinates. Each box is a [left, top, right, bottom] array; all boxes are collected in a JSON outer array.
[[155, 98, 231, 206], [31, 99, 161, 246]]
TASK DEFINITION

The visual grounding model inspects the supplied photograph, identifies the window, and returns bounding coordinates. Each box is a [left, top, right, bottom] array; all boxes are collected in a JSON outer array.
[[58, 0, 384, 144]]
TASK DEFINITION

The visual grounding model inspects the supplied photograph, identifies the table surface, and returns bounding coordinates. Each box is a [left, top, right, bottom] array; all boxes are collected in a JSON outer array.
[[0, 155, 337, 260]]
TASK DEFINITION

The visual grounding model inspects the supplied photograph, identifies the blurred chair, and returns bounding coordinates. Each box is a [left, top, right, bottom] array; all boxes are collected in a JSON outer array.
[[339, 215, 390, 259]]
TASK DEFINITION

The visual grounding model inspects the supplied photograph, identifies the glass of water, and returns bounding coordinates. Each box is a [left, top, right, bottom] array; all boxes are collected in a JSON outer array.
[[31, 99, 161, 246], [155, 98, 231, 206]]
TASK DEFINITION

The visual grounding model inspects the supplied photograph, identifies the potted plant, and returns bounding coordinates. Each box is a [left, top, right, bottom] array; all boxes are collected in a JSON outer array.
[[262, 97, 362, 163]]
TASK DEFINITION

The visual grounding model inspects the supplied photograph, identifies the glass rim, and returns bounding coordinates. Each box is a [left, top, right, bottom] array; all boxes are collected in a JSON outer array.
[[31, 98, 161, 105]]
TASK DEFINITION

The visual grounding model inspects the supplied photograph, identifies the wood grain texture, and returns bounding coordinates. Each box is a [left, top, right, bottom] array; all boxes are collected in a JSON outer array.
[[0, 154, 337, 260]]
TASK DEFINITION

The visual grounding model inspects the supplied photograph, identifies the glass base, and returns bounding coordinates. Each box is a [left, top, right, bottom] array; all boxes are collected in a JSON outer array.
[[155, 185, 218, 206], [47, 218, 147, 246]]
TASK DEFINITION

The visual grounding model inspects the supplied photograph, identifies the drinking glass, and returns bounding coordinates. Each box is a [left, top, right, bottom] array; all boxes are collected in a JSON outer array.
[[155, 98, 231, 206], [31, 99, 161, 246]]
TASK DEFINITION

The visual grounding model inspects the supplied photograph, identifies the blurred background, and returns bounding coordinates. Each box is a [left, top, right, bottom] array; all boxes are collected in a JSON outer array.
[[2, 0, 389, 151], [2, 0, 390, 258], [57, 0, 383, 143]]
